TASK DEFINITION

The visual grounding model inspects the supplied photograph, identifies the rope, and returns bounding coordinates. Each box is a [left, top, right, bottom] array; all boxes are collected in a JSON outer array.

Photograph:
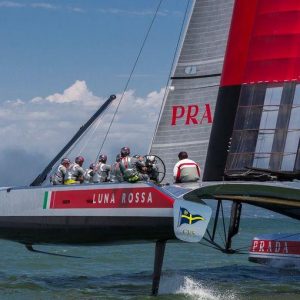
[[96, 0, 164, 161], [65, 107, 109, 158], [150, 0, 192, 152], [46, 103, 112, 180], [220, 201, 227, 247], [77, 107, 109, 156], [46, 110, 105, 181]]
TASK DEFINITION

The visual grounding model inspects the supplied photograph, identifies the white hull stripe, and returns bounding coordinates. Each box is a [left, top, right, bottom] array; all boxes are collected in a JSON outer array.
[[2, 208, 173, 218], [249, 253, 300, 259]]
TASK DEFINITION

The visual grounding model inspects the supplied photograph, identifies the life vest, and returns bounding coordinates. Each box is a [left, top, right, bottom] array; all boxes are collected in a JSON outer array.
[[119, 157, 139, 182], [174, 159, 200, 183], [93, 162, 111, 183], [83, 169, 94, 183], [51, 165, 66, 185], [65, 163, 84, 184], [110, 162, 123, 182]]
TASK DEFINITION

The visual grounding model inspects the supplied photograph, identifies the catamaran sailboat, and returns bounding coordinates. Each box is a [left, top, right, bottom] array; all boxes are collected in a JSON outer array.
[[0, 0, 233, 295], [2, 0, 300, 295]]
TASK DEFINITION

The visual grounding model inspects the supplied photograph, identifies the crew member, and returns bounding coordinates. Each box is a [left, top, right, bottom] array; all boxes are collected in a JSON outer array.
[[65, 156, 85, 184], [173, 151, 200, 183], [119, 147, 140, 183], [93, 154, 111, 183], [145, 155, 159, 182], [51, 158, 71, 185], [83, 163, 96, 183], [134, 155, 151, 181], [110, 154, 123, 183]]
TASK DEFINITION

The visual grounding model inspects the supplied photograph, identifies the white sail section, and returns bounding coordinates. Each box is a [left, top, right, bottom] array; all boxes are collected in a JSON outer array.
[[150, 0, 234, 183]]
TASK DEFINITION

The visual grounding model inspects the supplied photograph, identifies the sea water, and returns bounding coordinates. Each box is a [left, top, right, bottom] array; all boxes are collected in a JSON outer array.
[[0, 208, 300, 299]]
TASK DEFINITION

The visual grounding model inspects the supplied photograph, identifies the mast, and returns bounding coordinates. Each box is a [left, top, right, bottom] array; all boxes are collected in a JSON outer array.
[[150, 0, 235, 183], [30, 94, 116, 186]]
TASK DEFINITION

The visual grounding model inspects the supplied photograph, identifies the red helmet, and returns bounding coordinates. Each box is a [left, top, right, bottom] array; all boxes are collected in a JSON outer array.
[[99, 154, 107, 163], [121, 147, 130, 157], [75, 156, 84, 165], [61, 158, 71, 165]]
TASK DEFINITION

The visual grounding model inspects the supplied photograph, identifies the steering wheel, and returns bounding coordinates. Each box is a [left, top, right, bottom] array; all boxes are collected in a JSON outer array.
[[144, 154, 166, 184]]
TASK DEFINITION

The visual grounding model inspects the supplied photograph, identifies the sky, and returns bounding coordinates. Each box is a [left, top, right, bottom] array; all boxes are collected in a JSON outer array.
[[0, 0, 192, 186]]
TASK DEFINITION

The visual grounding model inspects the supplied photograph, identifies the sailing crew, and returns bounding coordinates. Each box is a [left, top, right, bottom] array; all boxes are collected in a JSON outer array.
[[110, 154, 123, 183], [119, 147, 140, 183], [145, 155, 159, 183], [83, 163, 96, 183], [65, 156, 85, 184], [93, 154, 111, 183], [173, 151, 200, 183], [133, 155, 151, 181], [119, 148, 151, 182], [51, 158, 71, 185]]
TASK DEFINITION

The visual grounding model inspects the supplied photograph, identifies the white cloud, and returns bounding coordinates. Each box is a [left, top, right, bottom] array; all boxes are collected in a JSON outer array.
[[0, 1, 83, 12], [30, 3, 57, 10], [5, 99, 24, 106], [0, 81, 165, 170], [68, 6, 85, 13], [44, 80, 102, 105], [97, 8, 182, 17], [97, 8, 168, 17], [0, 1, 24, 8]]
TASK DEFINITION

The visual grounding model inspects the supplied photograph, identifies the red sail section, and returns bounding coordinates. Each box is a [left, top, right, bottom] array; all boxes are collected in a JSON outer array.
[[221, 0, 300, 86]]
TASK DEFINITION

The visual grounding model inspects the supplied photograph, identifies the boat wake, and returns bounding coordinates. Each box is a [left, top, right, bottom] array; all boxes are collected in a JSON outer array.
[[160, 274, 236, 300], [267, 259, 300, 270]]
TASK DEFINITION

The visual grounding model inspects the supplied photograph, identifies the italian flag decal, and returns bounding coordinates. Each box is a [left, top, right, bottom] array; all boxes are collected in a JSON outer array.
[[43, 191, 51, 209]]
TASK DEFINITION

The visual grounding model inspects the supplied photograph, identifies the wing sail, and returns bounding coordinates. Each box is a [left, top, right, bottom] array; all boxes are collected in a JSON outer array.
[[204, 1, 300, 181]]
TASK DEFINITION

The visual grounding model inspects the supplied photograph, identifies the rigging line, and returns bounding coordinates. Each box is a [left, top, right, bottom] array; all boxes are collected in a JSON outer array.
[[201, 240, 247, 254], [65, 112, 106, 157], [47, 111, 108, 180], [204, 232, 224, 251], [78, 107, 110, 156], [233, 245, 252, 252], [47, 125, 95, 179], [273, 233, 300, 241], [149, 0, 192, 152], [221, 201, 227, 248], [96, 0, 164, 160], [64, 103, 113, 160], [217, 228, 226, 248], [199, 240, 225, 252]]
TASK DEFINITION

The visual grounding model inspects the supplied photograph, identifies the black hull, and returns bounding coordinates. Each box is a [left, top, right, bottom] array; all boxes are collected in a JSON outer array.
[[0, 216, 175, 245]]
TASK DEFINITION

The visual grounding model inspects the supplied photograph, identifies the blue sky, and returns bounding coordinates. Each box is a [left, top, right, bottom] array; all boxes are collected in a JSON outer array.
[[0, 0, 189, 101], [0, 0, 192, 185]]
